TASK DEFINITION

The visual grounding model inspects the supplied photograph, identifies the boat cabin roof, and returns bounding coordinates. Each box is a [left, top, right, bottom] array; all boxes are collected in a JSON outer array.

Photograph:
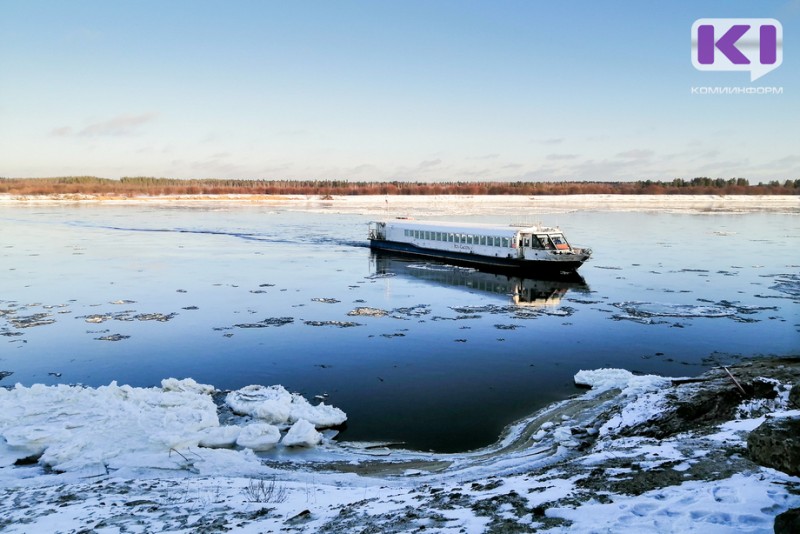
[[378, 219, 562, 235]]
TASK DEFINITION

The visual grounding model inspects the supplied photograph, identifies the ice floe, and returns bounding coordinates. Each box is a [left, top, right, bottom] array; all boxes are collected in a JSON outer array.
[[611, 300, 777, 323], [235, 423, 282, 451], [0, 379, 345, 474], [768, 273, 800, 298], [303, 320, 362, 327], [233, 316, 294, 328], [225, 384, 347, 428], [574, 368, 672, 394], [282, 419, 323, 447]]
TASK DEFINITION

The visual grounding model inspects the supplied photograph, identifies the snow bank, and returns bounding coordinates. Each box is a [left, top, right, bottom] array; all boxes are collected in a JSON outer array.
[[0, 378, 346, 473], [574, 368, 678, 437], [225, 384, 347, 428], [549, 471, 791, 532]]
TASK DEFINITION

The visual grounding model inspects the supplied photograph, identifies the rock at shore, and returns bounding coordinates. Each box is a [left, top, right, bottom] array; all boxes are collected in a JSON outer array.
[[747, 415, 800, 477], [789, 382, 800, 409], [775, 508, 800, 534]]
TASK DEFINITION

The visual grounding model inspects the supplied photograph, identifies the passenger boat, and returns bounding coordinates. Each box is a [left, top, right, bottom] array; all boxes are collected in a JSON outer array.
[[368, 219, 591, 273]]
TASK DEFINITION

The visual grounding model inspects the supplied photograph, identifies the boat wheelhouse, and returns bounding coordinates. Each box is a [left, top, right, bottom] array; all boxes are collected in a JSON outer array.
[[368, 219, 591, 273]]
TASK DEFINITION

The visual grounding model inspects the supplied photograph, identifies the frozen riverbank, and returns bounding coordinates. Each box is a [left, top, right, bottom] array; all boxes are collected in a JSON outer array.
[[1, 358, 798, 533], [1, 193, 798, 215]]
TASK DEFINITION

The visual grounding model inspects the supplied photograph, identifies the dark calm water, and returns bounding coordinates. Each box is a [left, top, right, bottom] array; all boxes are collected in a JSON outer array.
[[1, 201, 798, 452]]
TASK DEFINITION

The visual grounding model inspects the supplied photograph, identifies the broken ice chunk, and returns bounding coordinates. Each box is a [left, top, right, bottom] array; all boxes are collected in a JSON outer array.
[[282, 419, 322, 447], [198, 425, 241, 449], [236, 423, 281, 451]]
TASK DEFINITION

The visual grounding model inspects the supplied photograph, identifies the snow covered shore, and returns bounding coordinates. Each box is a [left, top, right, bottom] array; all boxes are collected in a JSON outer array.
[[1, 359, 798, 532], [0, 193, 797, 215]]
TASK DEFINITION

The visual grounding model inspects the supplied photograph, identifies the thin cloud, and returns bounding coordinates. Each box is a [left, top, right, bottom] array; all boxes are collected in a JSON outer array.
[[50, 126, 73, 137], [537, 138, 564, 145], [546, 153, 579, 161], [416, 158, 442, 170], [616, 149, 655, 160], [349, 164, 380, 175], [78, 113, 158, 137]]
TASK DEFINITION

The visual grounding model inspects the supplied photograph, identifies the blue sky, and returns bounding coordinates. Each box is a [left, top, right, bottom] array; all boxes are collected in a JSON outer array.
[[1, 0, 797, 181]]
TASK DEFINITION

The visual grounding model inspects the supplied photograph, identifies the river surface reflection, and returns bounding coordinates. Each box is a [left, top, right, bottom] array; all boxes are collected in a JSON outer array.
[[0, 202, 797, 451]]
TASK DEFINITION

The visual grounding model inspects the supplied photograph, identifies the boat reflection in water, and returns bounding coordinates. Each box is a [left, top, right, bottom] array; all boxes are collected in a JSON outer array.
[[370, 252, 590, 307]]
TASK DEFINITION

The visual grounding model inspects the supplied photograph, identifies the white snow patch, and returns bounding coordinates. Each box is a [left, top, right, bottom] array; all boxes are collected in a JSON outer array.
[[548, 472, 794, 533]]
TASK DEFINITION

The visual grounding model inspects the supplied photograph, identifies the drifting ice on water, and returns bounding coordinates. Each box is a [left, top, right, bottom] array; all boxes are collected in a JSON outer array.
[[368, 219, 592, 272]]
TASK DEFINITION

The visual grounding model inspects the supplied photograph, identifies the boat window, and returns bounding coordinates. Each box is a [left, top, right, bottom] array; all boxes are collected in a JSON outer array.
[[480, 235, 487, 246], [448, 233, 454, 242], [502, 237, 510, 248], [537, 235, 553, 249], [551, 234, 569, 250]]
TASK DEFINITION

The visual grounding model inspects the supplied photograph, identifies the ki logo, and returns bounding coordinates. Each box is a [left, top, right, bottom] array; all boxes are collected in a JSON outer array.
[[692, 18, 783, 81]]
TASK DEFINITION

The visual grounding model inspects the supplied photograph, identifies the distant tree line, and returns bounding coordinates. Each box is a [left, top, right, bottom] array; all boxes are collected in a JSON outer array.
[[0, 176, 797, 196]]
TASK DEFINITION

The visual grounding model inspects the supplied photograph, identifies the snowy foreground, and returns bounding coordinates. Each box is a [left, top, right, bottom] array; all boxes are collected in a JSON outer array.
[[1, 362, 798, 533]]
